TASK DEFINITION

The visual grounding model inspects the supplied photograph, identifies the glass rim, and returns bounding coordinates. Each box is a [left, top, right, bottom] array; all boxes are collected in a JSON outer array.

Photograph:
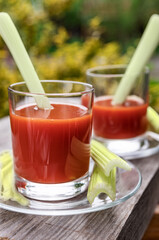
[[86, 64, 149, 78], [8, 80, 94, 97]]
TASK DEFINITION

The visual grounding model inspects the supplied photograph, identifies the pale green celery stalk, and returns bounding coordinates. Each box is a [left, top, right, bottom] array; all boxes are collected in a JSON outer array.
[[0, 12, 51, 109], [0, 151, 13, 168], [87, 165, 116, 204], [1, 162, 13, 200], [12, 189, 29, 206], [1, 161, 12, 175], [147, 106, 159, 132], [1, 164, 29, 206], [0, 151, 29, 206], [113, 14, 159, 105], [91, 140, 131, 176]]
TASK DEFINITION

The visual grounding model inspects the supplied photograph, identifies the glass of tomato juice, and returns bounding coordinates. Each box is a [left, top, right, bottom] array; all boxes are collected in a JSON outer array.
[[86, 65, 150, 159], [8, 80, 94, 201]]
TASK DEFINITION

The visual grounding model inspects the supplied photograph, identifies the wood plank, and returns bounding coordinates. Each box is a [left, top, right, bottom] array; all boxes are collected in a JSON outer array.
[[142, 205, 159, 240], [117, 164, 159, 240], [0, 116, 159, 240]]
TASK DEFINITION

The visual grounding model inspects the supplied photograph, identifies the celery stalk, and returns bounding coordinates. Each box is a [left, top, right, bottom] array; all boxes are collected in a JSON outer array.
[[147, 106, 159, 132], [87, 165, 116, 204], [1, 167, 13, 201], [12, 190, 29, 206], [65, 137, 90, 180], [0, 153, 13, 200], [113, 14, 159, 105], [0, 12, 51, 109], [91, 140, 131, 176], [0, 151, 13, 168], [88, 140, 131, 204], [0, 151, 29, 206], [1, 167, 28, 206], [1, 161, 12, 178]]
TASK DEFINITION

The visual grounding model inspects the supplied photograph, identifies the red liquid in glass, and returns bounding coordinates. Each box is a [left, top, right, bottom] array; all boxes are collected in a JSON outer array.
[[10, 104, 92, 184], [93, 96, 148, 139]]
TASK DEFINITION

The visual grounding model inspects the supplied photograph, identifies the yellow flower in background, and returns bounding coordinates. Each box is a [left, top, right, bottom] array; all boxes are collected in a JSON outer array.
[[89, 16, 101, 30], [53, 27, 69, 46], [43, 0, 74, 17], [88, 16, 104, 39]]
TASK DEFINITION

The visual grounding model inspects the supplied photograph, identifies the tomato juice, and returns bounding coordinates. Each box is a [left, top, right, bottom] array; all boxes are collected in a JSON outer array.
[[10, 103, 92, 184], [93, 96, 148, 139]]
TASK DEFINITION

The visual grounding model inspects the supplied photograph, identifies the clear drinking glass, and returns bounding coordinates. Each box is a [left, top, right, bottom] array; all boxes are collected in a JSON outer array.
[[86, 65, 158, 159], [8, 80, 94, 201]]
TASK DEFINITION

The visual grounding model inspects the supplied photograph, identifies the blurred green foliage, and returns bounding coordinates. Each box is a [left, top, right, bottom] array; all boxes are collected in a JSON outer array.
[[0, 0, 159, 117]]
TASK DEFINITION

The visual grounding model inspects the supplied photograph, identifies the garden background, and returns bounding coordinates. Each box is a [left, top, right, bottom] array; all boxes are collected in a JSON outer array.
[[0, 0, 159, 118]]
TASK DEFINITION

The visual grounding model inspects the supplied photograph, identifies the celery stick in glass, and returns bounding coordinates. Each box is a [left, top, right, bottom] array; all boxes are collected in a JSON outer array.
[[87, 165, 116, 204], [0, 12, 51, 109], [113, 14, 159, 105], [91, 140, 131, 176]]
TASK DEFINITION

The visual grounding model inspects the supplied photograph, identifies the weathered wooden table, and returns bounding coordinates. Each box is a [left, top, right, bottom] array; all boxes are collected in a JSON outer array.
[[0, 116, 159, 240]]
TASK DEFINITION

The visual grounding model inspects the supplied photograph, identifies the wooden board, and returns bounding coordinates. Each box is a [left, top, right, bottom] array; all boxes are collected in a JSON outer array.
[[142, 205, 159, 240], [0, 117, 159, 240]]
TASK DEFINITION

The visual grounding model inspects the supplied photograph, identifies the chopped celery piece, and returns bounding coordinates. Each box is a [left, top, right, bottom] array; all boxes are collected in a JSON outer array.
[[12, 191, 29, 206], [87, 165, 116, 204], [0, 151, 29, 206], [1, 164, 14, 201], [147, 106, 159, 132], [65, 137, 90, 180], [88, 140, 132, 204], [0, 151, 12, 168], [91, 139, 131, 176]]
